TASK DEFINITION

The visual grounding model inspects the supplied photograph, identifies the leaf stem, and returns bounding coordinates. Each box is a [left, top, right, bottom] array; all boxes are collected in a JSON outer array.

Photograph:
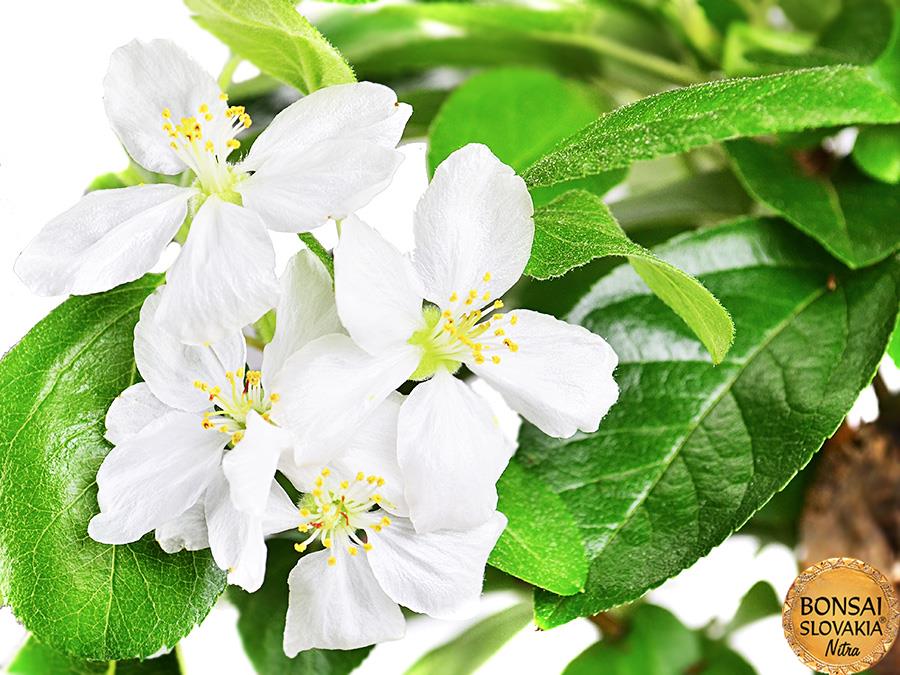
[[298, 232, 335, 279], [217, 53, 243, 91]]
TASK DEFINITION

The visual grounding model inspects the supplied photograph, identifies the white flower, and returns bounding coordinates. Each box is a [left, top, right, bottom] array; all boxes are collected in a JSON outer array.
[[274, 144, 619, 533], [88, 249, 342, 591], [280, 395, 507, 655], [15, 39, 410, 345]]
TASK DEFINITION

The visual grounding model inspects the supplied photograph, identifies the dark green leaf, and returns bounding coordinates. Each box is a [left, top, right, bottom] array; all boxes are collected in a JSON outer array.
[[426, 68, 624, 203], [697, 636, 756, 675], [229, 540, 371, 674], [523, 66, 900, 188], [728, 139, 900, 268], [853, 125, 900, 184], [186, 0, 355, 94], [405, 601, 532, 675], [725, 581, 782, 634], [0, 277, 225, 658], [490, 461, 587, 596], [526, 190, 734, 363], [8, 637, 181, 675], [518, 218, 899, 628]]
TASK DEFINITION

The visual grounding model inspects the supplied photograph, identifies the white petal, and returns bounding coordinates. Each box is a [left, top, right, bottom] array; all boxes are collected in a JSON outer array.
[[334, 216, 424, 355], [15, 184, 194, 296], [156, 197, 279, 345], [241, 81, 410, 172], [412, 144, 533, 306], [156, 502, 209, 554], [261, 249, 342, 390], [331, 393, 408, 516], [263, 482, 301, 535], [135, 288, 246, 412], [367, 512, 506, 619], [105, 382, 172, 445], [270, 334, 418, 467], [204, 470, 267, 592], [283, 550, 405, 655], [468, 309, 619, 437], [238, 140, 403, 232], [222, 411, 291, 516], [104, 39, 223, 174], [398, 370, 508, 533], [88, 411, 224, 544]]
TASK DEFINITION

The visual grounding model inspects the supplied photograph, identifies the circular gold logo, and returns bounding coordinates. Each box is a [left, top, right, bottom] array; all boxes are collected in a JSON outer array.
[[783, 558, 899, 674]]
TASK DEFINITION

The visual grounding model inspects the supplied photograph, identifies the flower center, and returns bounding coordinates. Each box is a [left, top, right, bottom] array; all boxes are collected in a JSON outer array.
[[160, 93, 251, 198], [194, 369, 279, 446], [293, 469, 391, 567], [408, 271, 520, 380]]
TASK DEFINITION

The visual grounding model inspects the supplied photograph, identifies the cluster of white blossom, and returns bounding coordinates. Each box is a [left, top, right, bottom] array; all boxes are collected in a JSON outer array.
[[15, 40, 619, 655]]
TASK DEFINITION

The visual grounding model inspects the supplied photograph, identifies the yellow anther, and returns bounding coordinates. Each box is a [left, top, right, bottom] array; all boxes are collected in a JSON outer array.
[[340, 480, 349, 489], [483, 272, 492, 282], [322, 503, 331, 513], [483, 292, 491, 301], [161, 108, 171, 119], [218, 425, 229, 433], [162, 122, 173, 131], [193, 380, 203, 389], [474, 354, 485, 364], [240, 113, 252, 128], [367, 475, 376, 484], [205, 113, 213, 121], [298, 523, 309, 533], [327, 556, 337, 567], [201, 418, 215, 430], [322, 468, 331, 476], [468, 289, 478, 298], [237, 368, 245, 379], [231, 430, 244, 444], [219, 92, 228, 101], [312, 489, 322, 498], [300, 508, 311, 518], [492, 355, 501, 364], [262, 412, 270, 422], [449, 292, 459, 302], [209, 386, 221, 397], [503, 338, 519, 352], [315, 477, 323, 487], [494, 328, 505, 337], [377, 477, 385, 486], [246, 370, 261, 385], [225, 371, 234, 382], [170, 141, 178, 150], [372, 494, 382, 503], [373, 525, 382, 532], [356, 472, 365, 481], [442, 310, 452, 319], [348, 546, 358, 556], [204, 138, 214, 151], [226, 139, 240, 149], [510, 315, 518, 325], [199, 103, 209, 113], [294, 543, 307, 553], [493, 300, 504, 310], [363, 543, 373, 552], [269, 393, 280, 402], [323, 537, 332, 548], [381, 516, 391, 526]]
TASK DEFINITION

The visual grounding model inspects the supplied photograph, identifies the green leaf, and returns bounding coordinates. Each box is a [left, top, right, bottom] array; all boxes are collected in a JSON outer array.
[[0, 277, 226, 659], [523, 66, 900, 188], [186, 0, 355, 94], [426, 68, 624, 204], [298, 232, 334, 278], [697, 637, 756, 675], [405, 601, 532, 675], [526, 190, 734, 364], [490, 461, 587, 596], [518, 218, 900, 628], [890, 315, 900, 369], [8, 637, 181, 675], [229, 540, 371, 674], [853, 125, 900, 184], [727, 139, 900, 268], [563, 605, 700, 675], [725, 581, 782, 634]]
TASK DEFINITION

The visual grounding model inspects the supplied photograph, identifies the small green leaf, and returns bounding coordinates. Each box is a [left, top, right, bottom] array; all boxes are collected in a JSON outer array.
[[725, 581, 782, 634], [490, 461, 587, 596], [8, 637, 181, 675], [728, 139, 900, 268], [405, 601, 532, 675], [229, 540, 371, 674], [523, 66, 900, 188], [526, 190, 734, 364], [563, 605, 700, 675], [889, 315, 900, 369], [298, 233, 334, 279], [427, 68, 624, 203], [0, 277, 226, 659], [519, 218, 899, 628], [186, 0, 355, 94], [853, 125, 900, 184]]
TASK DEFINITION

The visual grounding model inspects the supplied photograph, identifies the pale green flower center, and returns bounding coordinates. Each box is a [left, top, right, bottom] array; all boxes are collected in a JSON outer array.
[[193, 369, 279, 446]]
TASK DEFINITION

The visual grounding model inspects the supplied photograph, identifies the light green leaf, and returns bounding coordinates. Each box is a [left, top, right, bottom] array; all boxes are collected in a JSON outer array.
[[186, 0, 355, 94], [8, 637, 181, 675], [526, 190, 734, 364], [298, 232, 334, 278], [405, 601, 532, 675], [519, 218, 899, 628], [889, 315, 900, 369], [490, 461, 587, 596], [427, 68, 624, 204], [229, 540, 371, 674], [728, 139, 900, 268], [0, 277, 226, 659], [725, 581, 782, 634], [853, 124, 900, 184], [523, 66, 900, 188]]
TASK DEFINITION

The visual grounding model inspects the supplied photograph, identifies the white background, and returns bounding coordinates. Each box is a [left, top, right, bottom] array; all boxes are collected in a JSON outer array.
[[1, 2, 879, 672]]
